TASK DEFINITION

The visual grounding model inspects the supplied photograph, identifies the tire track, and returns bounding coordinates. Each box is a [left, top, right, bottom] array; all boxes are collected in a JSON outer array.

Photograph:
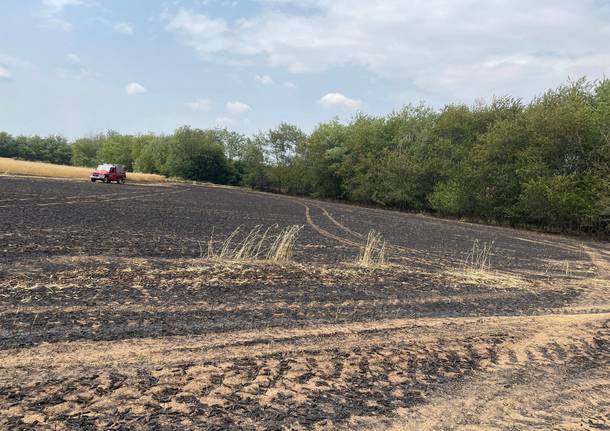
[[0, 187, 174, 208], [30, 187, 188, 208], [183, 184, 440, 260], [195, 184, 363, 249], [0, 189, 144, 204], [186, 184, 363, 249], [308, 201, 437, 262], [302, 203, 360, 247], [314, 203, 365, 240]]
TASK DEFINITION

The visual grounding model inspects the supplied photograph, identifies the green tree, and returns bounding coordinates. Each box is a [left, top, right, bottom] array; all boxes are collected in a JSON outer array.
[[96, 132, 138, 170], [133, 137, 170, 174], [254, 123, 306, 191], [0, 132, 16, 158], [215, 128, 249, 161], [238, 141, 269, 189], [71, 136, 102, 167], [298, 120, 347, 199], [164, 126, 230, 183]]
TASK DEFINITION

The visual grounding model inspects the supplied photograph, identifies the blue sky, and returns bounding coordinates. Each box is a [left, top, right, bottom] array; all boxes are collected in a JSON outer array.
[[1, 0, 609, 139]]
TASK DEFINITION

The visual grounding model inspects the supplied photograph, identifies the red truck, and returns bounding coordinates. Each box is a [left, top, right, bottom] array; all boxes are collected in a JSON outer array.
[[90, 164, 127, 184]]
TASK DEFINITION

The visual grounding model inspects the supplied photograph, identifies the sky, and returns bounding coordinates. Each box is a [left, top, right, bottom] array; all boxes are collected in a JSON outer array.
[[1, 0, 609, 139]]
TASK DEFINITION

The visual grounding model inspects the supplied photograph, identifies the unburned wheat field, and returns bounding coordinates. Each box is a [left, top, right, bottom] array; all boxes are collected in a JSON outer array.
[[0, 176, 608, 430]]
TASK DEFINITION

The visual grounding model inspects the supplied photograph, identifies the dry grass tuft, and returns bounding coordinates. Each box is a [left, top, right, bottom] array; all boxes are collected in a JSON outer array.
[[0, 157, 165, 183], [207, 225, 303, 264], [357, 230, 386, 268], [450, 239, 530, 289], [266, 225, 303, 263], [463, 240, 494, 273], [447, 268, 526, 290]]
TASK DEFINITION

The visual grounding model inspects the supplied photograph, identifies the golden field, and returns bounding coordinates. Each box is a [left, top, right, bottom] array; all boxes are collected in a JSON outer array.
[[0, 157, 165, 183]]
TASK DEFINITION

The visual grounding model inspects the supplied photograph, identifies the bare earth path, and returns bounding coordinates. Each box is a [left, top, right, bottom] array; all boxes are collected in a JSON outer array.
[[0, 176, 608, 430]]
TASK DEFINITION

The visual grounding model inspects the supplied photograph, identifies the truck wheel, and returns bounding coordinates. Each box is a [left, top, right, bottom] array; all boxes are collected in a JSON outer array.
[[103, 176, 108, 183], [91, 179, 96, 183], [119, 178, 125, 184]]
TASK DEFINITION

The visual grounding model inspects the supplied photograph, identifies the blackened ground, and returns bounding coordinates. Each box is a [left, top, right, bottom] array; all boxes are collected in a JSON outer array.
[[0, 176, 608, 431], [0, 176, 593, 272], [0, 259, 580, 349]]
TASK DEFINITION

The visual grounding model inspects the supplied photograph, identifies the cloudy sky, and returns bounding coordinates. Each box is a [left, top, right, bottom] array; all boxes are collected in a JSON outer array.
[[1, 0, 609, 138]]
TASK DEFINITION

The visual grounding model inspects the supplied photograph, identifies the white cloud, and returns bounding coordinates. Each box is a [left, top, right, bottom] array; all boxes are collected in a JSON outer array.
[[41, 0, 86, 13], [318, 93, 362, 110], [255, 74, 274, 85], [125, 82, 147, 95], [39, 0, 94, 31], [187, 98, 211, 111], [163, 2, 610, 101], [0, 54, 30, 80], [164, 10, 229, 54], [283, 81, 296, 88], [0, 66, 11, 80], [113, 22, 134, 35], [226, 101, 251, 114]]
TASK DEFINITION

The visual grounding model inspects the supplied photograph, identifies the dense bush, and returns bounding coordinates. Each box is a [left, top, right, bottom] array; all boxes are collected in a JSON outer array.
[[0, 133, 71, 165], [287, 80, 608, 235], [164, 126, 231, 183], [1, 79, 608, 236]]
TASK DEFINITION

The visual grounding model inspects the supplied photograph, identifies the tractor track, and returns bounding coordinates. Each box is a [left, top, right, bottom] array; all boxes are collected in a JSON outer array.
[[0, 186, 188, 209]]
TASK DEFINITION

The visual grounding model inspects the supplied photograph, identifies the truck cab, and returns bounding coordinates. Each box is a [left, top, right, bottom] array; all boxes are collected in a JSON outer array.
[[90, 164, 127, 184]]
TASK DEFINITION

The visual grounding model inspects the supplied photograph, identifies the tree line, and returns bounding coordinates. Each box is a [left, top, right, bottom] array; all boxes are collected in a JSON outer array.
[[1, 79, 608, 236]]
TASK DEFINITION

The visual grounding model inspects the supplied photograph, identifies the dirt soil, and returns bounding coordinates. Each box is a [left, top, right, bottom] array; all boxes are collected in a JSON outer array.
[[0, 176, 608, 430]]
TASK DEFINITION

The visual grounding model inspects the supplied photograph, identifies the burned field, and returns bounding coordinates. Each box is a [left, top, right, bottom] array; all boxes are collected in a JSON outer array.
[[0, 176, 609, 430]]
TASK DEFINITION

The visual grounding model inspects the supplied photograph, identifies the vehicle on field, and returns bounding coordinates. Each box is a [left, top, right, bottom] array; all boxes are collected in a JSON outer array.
[[90, 164, 127, 184]]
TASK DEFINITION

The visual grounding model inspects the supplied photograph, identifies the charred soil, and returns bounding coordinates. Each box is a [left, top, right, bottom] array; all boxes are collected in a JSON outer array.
[[0, 177, 608, 430]]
